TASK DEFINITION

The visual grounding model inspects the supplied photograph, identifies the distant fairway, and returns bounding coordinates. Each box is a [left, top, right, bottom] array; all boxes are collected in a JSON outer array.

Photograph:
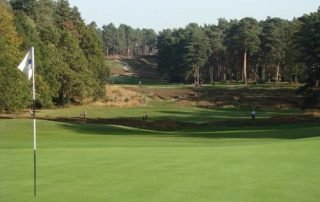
[[37, 101, 301, 122], [1, 118, 320, 202]]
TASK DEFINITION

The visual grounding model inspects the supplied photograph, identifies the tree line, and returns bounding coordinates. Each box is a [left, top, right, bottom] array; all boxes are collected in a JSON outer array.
[[1, 0, 319, 112], [0, 0, 109, 111], [157, 10, 320, 88], [101, 23, 157, 57]]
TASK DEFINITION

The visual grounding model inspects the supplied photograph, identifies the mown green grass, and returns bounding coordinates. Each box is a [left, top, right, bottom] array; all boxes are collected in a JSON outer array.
[[112, 82, 301, 89], [109, 75, 167, 85], [37, 101, 300, 122], [1, 118, 320, 202]]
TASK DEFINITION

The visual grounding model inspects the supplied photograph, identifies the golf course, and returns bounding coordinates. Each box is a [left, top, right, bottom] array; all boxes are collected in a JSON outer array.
[[1, 1, 320, 201], [1, 82, 320, 202]]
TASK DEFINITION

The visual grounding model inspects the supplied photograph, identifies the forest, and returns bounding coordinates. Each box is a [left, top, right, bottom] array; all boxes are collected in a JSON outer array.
[[0, 0, 319, 112], [0, 0, 108, 111], [101, 8, 320, 88]]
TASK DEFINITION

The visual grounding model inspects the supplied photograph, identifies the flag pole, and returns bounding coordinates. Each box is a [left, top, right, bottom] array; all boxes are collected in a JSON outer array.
[[31, 47, 37, 197]]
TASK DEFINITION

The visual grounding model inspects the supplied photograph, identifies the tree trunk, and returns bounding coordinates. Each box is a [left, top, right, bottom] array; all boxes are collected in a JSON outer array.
[[194, 67, 200, 86], [113, 41, 116, 55], [209, 65, 214, 84], [243, 50, 247, 84], [136, 43, 139, 56], [268, 71, 271, 83], [197, 67, 200, 85], [276, 63, 280, 82], [58, 90, 64, 106], [196, 67, 199, 85], [144, 43, 147, 55]]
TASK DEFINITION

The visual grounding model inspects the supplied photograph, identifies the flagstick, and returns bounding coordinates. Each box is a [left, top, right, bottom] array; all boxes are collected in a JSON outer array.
[[31, 47, 37, 197]]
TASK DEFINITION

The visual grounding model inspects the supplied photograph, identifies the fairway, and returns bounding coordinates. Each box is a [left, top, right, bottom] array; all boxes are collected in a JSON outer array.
[[1, 119, 320, 202], [37, 100, 301, 122], [1, 0, 320, 201]]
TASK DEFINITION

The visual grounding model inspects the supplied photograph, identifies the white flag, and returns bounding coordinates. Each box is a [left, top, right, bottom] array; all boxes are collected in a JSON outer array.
[[18, 49, 33, 80]]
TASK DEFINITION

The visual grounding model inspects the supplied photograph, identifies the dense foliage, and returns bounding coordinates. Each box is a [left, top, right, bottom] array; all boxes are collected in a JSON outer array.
[[157, 9, 320, 87], [295, 7, 320, 107], [0, 0, 109, 111], [1, 0, 319, 111], [102, 23, 157, 56]]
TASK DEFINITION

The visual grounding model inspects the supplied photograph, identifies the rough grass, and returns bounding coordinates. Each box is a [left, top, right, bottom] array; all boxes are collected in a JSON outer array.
[[97, 85, 149, 107], [109, 75, 167, 85], [107, 56, 167, 85], [1, 119, 320, 202], [124, 85, 303, 109]]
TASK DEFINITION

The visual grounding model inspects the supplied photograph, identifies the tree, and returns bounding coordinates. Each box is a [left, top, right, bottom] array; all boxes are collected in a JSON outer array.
[[157, 29, 175, 79], [0, 2, 29, 111], [157, 28, 187, 82], [122, 24, 134, 56], [183, 23, 211, 85], [260, 18, 288, 82], [205, 23, 227, 82], [295, 9, 320, 88], [102, 23, 118, 56], [36, 0, 54, 27], [88, 21, 105, 52], [101, 24, 157, 56], [295, 8, 320, 107], [141, 29, 157, 55], [55, 0, 71, 27], [224, 19, 242, 81], [232, 18, 261, 84], [283, 19, 305, 83], [0, 0, 10, 8], [10, 0, 37, 19]]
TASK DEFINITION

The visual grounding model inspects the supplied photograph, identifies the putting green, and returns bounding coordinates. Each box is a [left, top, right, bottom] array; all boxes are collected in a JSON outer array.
[[1, 119, 320, 202]]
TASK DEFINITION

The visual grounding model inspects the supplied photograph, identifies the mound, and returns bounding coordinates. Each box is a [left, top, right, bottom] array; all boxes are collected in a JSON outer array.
[[108, 56, 158, 78], [91, 86, 150, 107], [125, 86, 304, 109]]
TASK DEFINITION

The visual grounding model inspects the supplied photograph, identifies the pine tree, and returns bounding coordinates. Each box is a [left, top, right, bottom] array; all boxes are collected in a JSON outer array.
[[296, 9, 320, 88], [102, 23, 118, 55], [183, 23, 211, 85], [235, 18, 261, 84]]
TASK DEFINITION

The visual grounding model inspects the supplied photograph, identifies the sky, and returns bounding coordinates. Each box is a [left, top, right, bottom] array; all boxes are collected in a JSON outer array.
[[68, 0, 320, 31]]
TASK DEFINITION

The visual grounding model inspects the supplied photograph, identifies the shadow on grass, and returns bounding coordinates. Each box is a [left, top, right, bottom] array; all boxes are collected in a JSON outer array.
[[155, 110, 273, 121], [56, 118, 320, 140]]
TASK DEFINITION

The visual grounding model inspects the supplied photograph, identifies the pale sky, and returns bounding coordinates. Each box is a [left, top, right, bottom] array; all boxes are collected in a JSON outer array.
[[68, 0, 320, 31]]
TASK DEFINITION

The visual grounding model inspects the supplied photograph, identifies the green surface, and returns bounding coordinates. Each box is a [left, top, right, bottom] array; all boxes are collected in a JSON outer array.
[[109, 75, 167, 85], [37, 101, 300, 122], [1, 118, 320, 202]]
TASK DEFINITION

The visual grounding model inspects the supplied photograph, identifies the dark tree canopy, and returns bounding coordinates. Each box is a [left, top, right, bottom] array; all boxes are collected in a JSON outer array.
[[156, 8, 319, 89], [102, 24, 157, 56], [1, 1, 320, 111], [0, 0, 109, 111]]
